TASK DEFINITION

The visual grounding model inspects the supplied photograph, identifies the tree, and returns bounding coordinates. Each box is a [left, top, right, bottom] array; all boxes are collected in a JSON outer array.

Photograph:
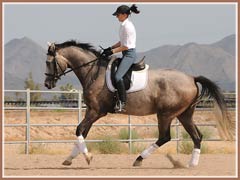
[[24, 72, 42, 101], [59, 83, 78, 100], [15, 92, 24, 101]]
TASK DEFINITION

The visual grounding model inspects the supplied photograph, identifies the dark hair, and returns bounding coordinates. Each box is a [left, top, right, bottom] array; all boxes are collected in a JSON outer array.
[[130, 4, 140, 14]]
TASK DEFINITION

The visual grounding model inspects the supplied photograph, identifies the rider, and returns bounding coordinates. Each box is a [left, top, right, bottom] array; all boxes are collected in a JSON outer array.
[[102, 4, 140, 112]]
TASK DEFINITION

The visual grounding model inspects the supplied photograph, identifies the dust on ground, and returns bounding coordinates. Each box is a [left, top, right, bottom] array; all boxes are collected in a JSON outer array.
[[4, 154, 236, 177], [3, 110, 237, 177]]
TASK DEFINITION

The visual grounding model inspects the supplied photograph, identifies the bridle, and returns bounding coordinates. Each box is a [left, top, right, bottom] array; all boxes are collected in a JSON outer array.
[[45, 51, 64, 80], [45, 50, 100, 80]]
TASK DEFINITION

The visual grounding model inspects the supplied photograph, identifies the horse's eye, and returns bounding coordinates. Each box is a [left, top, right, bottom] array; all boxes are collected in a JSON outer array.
[[46, 61, 51, 65]]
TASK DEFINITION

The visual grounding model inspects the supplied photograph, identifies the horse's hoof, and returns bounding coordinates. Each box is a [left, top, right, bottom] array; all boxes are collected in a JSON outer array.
[[133, 160, 142, 167], [62, 160, 72, 166], [84, 153, 93, 165], [188, 163, 198, 168]]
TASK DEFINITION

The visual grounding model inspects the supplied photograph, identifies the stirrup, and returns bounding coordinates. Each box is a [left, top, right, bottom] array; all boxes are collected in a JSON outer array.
[[114, 101, 126, 113]]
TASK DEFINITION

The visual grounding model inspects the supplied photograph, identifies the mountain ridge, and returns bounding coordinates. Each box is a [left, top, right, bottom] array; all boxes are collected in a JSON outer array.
[[4, 34, 236, 91]]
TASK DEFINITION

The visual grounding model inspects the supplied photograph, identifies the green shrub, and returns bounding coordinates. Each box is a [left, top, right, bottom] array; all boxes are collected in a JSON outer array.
[[87, 136, 123, 154], [180, 127, 212, 154], [199, 127, 213, 140], [179, 141, 193, 154], [27, 144, 65, 155], [130, 143, 146, 154], [181, 130, 191, 140], [181, 127, 213, 140], [179, 141, 209, 154], [29, 144, 47, 154], [119, 128, 139, 141]]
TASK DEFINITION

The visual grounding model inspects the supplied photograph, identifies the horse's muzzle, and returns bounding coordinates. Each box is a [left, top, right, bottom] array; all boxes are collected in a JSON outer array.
[[44, 81, 51, 89], [44, 79, 56, 89]]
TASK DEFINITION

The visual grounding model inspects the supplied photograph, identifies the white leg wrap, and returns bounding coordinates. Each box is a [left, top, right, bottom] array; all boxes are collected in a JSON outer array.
[[189, 148, 201, 167], [76, 135, 88, 154], [140, 143, 159, 159], [67, 144, 80, 161]]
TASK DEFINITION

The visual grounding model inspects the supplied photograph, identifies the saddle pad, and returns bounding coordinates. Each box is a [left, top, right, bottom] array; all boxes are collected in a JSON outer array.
[[106, 58, 149, 93]]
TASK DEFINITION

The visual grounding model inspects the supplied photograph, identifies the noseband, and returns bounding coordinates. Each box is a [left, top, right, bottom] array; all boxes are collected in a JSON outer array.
[[45, 51, 65, 80]]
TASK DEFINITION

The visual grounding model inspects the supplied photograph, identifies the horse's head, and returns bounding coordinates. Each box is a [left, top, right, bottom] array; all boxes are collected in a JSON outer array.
[[44, 42, 68, 89]]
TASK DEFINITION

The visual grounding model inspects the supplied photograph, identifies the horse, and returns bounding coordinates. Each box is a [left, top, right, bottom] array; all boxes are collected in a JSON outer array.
[[44, 40, 234, 167]]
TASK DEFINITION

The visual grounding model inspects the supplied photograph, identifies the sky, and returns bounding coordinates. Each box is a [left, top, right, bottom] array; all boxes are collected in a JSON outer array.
[[3, 3, 236, 52]]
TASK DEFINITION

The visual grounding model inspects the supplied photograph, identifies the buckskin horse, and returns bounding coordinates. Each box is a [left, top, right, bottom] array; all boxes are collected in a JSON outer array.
[[44, 40, 234, 167]]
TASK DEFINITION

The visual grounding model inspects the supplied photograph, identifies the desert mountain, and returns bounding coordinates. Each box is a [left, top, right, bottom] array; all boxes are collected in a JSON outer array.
[[4, 35, 236, 91]]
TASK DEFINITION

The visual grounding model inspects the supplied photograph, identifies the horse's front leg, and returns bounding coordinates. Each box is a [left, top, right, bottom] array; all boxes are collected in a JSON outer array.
[[62, 109, 102, 166]]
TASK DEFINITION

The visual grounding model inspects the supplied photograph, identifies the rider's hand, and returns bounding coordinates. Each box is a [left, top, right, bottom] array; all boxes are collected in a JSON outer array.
[[101, 47, 113, 57]]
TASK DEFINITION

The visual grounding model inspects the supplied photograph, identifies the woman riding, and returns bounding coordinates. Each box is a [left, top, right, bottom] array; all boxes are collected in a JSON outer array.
[[102, 4, 140, 112]]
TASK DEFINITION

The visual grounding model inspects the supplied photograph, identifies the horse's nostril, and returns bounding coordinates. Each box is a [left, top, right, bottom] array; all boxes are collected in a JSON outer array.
[[44, 82, 50, 89]]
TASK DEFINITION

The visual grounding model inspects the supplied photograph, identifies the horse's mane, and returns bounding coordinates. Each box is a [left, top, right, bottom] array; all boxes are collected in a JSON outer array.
[[55, 40, 101, 57]]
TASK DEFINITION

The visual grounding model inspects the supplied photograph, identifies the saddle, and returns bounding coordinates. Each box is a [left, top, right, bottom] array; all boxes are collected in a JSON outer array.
[[110, 56, 146, 90]]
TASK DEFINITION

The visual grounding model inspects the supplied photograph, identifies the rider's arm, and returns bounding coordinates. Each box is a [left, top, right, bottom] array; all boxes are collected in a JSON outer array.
[[111, 41, 121, 49], [112, 46, 128, 54]]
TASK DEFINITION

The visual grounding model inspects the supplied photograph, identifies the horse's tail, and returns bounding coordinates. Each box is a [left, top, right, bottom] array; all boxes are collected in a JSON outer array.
[[194, 76, 235, 140]]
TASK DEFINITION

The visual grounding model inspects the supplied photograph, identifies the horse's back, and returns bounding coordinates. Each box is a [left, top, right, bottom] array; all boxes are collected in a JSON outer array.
[[148, 68, 198, 111], [126, 68, 198, 116], [149, 68, 196, 89]]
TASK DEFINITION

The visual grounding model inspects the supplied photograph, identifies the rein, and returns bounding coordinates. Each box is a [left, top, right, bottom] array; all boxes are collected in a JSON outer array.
[[59, 57, 99, 77], [45, 53, 100, 80]]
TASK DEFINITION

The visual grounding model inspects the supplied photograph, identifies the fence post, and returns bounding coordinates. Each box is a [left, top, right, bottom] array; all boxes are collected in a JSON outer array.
[[128, 115, 132, 154], [78, 90, 82, 124], [26, 88, 30, 154], [176, 119, 180, 154]]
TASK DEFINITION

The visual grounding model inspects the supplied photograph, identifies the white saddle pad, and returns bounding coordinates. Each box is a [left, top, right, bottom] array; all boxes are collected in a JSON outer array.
[[106, 58, 149, 93]]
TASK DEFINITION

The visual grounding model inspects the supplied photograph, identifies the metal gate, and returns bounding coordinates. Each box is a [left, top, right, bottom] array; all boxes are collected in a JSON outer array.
[[4, 89, 235, 154]]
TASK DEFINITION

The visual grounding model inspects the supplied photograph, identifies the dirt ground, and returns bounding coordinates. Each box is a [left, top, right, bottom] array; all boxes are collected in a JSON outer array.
[[4, 154, 236, 177], [3, 110, 237, 177]]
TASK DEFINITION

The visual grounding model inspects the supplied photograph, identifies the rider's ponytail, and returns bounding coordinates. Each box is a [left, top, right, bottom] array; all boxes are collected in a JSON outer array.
[[112, 4, 140, 16], [130, 4, 140, 14]]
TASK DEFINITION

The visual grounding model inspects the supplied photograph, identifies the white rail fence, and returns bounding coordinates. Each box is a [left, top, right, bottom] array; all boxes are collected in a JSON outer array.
[[4, 89, 235, 154]]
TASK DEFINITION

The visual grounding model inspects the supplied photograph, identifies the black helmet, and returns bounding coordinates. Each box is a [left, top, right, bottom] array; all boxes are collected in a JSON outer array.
[[112, 5, 130, 16]]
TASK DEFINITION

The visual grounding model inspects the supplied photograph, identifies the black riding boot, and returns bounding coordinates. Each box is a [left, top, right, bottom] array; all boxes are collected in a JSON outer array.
[[115, 79, 126, 112]]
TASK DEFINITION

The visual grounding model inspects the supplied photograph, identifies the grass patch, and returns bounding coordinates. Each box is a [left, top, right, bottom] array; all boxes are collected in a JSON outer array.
[[130, 143, 146, 154], [51, 109, 68, 113], [181, 127, 213, 140], [118, 128, 139, 141], [29, 144, 48, 154], [179, 127, 213, 154], [88, 131, 144, 154], [19, 144, 67, 155], [87, 135, 124, 154], [179, 141, 209, 154]]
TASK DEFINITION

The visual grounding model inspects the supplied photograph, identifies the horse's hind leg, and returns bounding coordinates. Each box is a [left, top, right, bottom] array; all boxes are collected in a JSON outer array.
[[133, 113, 172, 166], [177, 106, 203, 167]]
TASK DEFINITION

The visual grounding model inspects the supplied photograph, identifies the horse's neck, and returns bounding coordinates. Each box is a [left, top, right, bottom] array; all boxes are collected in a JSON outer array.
[[62, 48, 106, 89]]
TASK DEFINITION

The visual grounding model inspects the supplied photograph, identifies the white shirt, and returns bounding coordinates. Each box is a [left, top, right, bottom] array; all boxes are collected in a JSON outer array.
[[119, 18, 136, 49]]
